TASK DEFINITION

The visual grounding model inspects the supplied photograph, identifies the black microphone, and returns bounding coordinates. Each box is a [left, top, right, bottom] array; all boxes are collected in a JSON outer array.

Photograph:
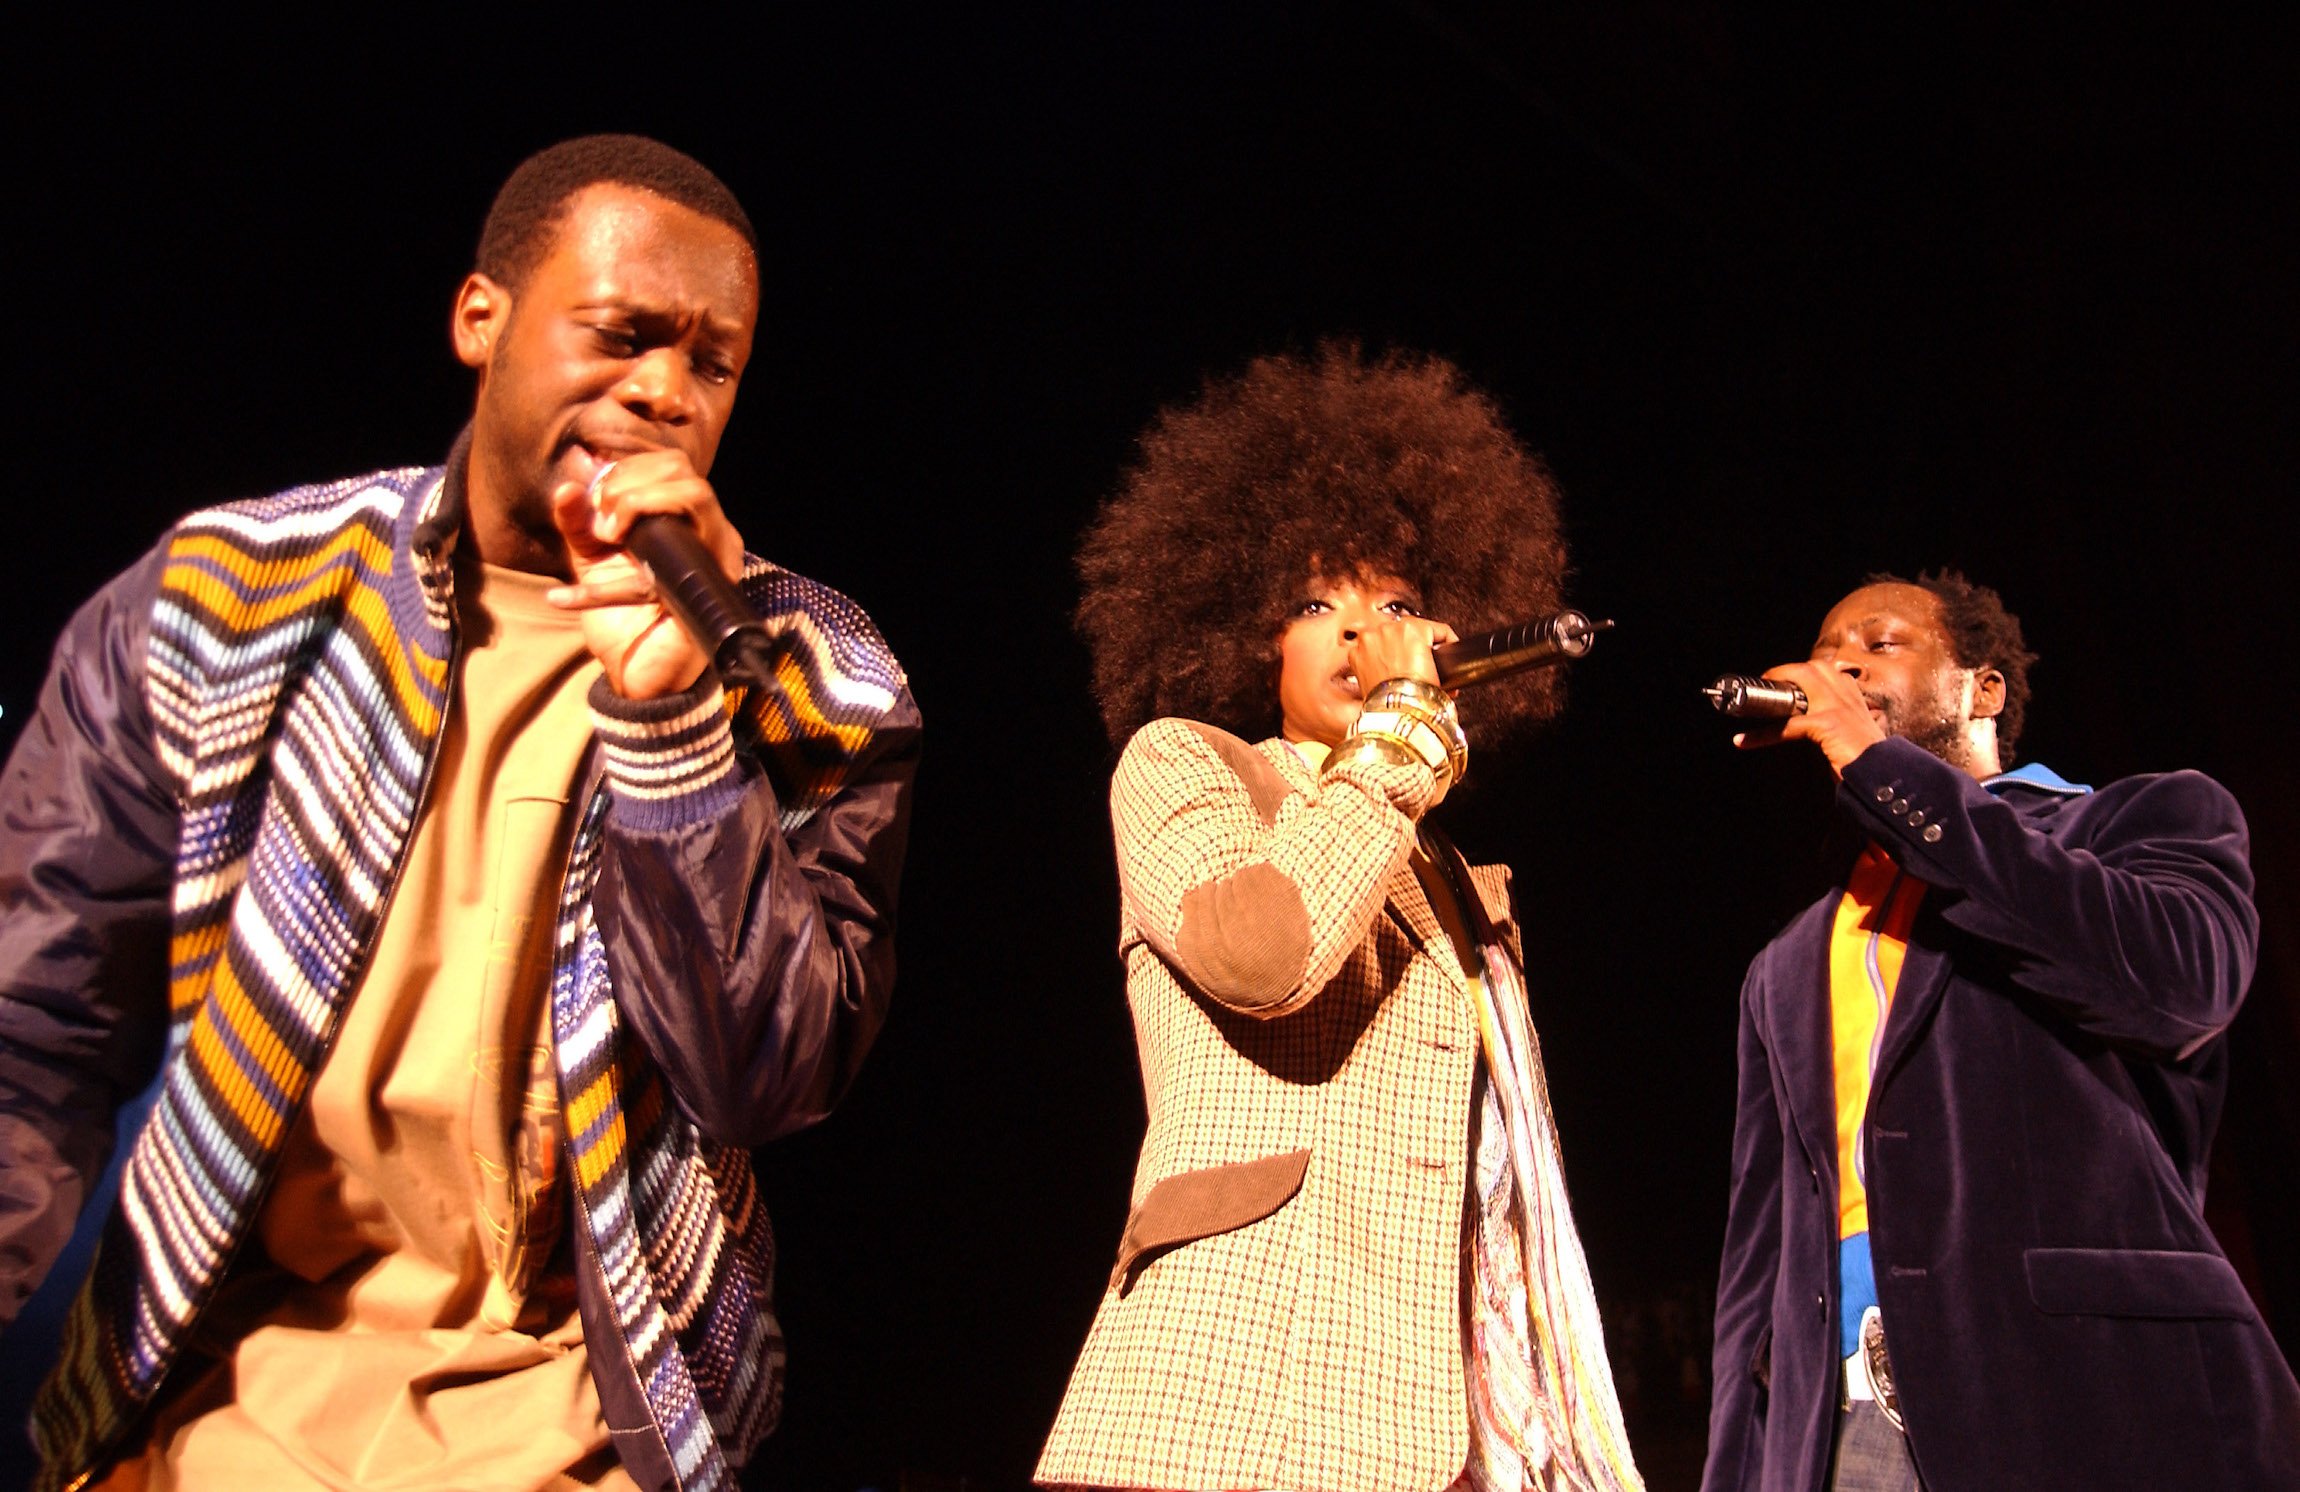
[[1703, 673, 1808, 719], [1431, 609, 1613, 689], [621, 513, 779, 691]]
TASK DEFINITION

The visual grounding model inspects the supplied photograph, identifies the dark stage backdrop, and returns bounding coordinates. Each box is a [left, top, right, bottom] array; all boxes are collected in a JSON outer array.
[[5, 9, 2296, 1490]]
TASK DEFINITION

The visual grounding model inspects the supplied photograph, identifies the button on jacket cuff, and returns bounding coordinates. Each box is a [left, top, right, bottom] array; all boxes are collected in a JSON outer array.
[[1840, 737, 1974, 859]]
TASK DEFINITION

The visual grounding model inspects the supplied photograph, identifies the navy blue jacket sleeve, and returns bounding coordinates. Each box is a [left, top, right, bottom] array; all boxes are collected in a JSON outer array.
[[1840, 737, 2257, 1062], [586, 678, 922, 1148], [0, 544, 178, 1327], [1702, 957, 1785, 1492]]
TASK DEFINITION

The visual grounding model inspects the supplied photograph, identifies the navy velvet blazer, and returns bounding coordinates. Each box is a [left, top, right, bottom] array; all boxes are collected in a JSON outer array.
[[1702, 737, 2300, 1492]]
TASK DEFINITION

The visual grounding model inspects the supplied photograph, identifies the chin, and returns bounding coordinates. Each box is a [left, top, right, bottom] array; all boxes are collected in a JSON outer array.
[[1903, 721, 1971, 769]]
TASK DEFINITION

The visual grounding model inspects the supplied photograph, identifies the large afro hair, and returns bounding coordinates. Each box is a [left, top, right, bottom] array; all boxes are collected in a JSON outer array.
[[1077, 341, 1571, 748]]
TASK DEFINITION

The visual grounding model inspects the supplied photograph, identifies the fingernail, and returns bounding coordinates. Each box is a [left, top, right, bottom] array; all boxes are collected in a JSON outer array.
[[546, 587, 573, 605]]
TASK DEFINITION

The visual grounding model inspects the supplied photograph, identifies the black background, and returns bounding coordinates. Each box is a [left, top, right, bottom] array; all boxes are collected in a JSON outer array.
[[7, 9, 2298, 1490]]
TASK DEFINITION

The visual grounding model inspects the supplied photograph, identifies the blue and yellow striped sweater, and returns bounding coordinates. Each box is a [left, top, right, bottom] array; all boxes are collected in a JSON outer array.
[[30, 459, 905, 1492]]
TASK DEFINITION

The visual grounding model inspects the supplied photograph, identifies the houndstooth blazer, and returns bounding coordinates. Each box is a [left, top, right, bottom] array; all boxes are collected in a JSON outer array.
[[1038, 717, 1520, 1492]]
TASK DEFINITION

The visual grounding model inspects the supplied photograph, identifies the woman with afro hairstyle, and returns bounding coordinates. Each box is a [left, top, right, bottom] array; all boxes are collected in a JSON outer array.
[[1038, 344, 1642, 1492]]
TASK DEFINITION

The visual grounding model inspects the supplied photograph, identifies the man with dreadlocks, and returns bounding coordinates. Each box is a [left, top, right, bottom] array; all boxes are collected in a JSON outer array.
[[1702, 574, 2298, 1491], [0, 136, 918, 1491], [1037, 343, 1642, 1492]]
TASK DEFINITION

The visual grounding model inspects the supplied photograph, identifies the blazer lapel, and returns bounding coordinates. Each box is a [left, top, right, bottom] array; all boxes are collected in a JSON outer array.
[[1387, 858, 1448, 954], [1420, 831, 1521, 968], [1874, 906, 1954, 1087], [1767, 895, 1841, 1179], [1460, 862, 1517, 943]]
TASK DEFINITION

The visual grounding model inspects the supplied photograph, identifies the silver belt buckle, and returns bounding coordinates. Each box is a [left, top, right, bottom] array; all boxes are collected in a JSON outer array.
[[1860, 1306, 1905, 1433]]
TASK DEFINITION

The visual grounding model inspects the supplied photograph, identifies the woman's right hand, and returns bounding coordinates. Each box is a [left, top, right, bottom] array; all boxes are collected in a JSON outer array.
[[1350, 614, 1458, 695]]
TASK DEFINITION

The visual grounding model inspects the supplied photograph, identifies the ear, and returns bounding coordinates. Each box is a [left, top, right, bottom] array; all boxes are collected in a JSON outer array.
[[1970, 666, 2007, 720], [450, 272, 511, 371]]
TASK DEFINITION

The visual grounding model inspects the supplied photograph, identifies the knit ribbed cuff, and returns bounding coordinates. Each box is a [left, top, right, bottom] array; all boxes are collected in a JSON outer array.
[[588, 674, 745, 830]]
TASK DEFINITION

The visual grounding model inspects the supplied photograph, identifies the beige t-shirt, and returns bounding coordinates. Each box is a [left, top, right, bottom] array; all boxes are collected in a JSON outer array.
[[104, 562, 635, 1491]]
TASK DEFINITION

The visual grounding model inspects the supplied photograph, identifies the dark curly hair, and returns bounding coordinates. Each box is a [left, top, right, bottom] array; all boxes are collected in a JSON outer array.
[[1077, 342, 1571, 748], [1867, 568, 2038, 759], [477, 134, 756, 289]]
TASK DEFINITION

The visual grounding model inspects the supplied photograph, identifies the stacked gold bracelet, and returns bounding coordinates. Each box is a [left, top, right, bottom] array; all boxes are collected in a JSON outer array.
[[1325, 676, 1470, 788]]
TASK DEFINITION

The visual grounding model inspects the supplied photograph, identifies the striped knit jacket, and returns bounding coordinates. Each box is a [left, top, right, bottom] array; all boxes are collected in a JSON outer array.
[[4, 457, 915, 1492]]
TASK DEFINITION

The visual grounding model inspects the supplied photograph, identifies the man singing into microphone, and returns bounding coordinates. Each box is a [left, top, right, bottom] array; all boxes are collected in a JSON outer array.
[[0, 135, 919, 1491], [1702, 572, 2298, 1491]]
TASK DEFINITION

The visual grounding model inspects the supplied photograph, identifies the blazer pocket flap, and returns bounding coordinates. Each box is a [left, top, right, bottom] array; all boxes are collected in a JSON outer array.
[[2024, 1247, 2254, 1320], [1112, 1149, 1311, 1294]]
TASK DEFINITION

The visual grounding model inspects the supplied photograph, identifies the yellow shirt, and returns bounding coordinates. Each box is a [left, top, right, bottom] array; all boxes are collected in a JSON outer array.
[[1831, 843, 1926, 1241], [106, 563, 634, 1491]]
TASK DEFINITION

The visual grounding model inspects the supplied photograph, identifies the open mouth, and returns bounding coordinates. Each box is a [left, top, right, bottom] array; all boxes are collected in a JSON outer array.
[[563, 444, 609, 491], [561, 430, 663, 484], [555, 440, 654, 510]]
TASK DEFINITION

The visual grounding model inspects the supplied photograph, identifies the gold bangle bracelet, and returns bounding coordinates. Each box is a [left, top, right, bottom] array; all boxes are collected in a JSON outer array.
[[1349, 712, 1452, 772], [1324, 731, 1428, 777], [1363, 696, 1447, 733], [1354, 688, 1468, 784], [1364, 676, 1453, 716], [1332, 726, 1453, 785]]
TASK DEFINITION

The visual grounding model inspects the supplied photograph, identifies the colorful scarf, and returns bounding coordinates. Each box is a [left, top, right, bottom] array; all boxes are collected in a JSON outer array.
[[1429, 832, 1643, 1492]]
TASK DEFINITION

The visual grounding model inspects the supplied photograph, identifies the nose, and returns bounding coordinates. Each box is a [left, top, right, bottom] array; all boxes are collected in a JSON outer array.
[[616, 347, 697, 427], [1337, 600, 1378, 643], [1810, 640, 1863, 683]]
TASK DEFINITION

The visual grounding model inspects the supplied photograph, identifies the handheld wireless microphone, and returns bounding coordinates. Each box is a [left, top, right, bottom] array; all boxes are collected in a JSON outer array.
[[1702, 674, 1808, 719], [1433, 610, 1613, 689]]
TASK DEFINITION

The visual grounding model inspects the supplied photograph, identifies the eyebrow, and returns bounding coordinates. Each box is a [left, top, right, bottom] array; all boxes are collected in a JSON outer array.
[[1301, 586, 1426, 607], [1814, 613, 1911, 646], [573, 299, 747, 339]]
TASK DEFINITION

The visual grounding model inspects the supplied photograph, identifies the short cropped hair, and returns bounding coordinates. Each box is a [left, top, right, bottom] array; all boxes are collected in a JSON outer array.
[[1869, 567, 2038, 758], [476, 134, 756, 288], [1077, 341, 1571, 749]]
